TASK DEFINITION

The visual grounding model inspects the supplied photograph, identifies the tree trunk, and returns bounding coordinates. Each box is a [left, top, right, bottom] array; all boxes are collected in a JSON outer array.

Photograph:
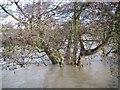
[[44, 45, 64, 65], [65, 36, 71, 64], [76, 50, 85, 66], [44, 46, 58, 64], [47, 54, 58, 64], [72, 2, 79, 65], [76, 30, 111, 66]]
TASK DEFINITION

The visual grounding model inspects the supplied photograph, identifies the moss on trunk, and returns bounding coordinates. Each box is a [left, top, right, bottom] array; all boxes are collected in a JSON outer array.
[[72, 2, 79, 65]]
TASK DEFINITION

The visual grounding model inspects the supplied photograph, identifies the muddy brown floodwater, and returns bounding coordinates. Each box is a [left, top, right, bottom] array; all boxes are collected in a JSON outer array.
[[2, 56, 118, 88]]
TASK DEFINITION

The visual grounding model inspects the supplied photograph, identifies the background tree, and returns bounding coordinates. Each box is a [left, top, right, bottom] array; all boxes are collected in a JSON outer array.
[[0, 1, 119, 70]]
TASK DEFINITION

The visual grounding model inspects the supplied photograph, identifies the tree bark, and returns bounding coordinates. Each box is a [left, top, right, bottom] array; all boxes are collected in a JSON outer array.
[[77, 30, 111, 66], [65, 35, 71, 64], [72, 2, 79, 65]]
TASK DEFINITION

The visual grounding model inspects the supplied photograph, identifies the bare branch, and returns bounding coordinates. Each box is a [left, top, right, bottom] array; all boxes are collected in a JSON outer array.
[[83, 39, 101, 43], [84, 31, 112, 56], [39, 1, 62, 16], [13, 0, 29, 19], [0, 4, 27, 25]]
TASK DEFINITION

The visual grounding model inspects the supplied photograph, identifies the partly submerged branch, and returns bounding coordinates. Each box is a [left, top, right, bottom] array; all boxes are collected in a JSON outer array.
[[83, 31, 112, 56]]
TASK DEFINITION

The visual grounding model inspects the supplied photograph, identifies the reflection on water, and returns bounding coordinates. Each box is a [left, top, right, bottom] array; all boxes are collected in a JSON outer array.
[[0, 67, 2, 89], [2, 58, 118, 88]]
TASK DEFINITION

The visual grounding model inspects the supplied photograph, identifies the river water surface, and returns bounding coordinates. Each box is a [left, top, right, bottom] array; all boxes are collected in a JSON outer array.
[[2, 55, 118, 88]]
